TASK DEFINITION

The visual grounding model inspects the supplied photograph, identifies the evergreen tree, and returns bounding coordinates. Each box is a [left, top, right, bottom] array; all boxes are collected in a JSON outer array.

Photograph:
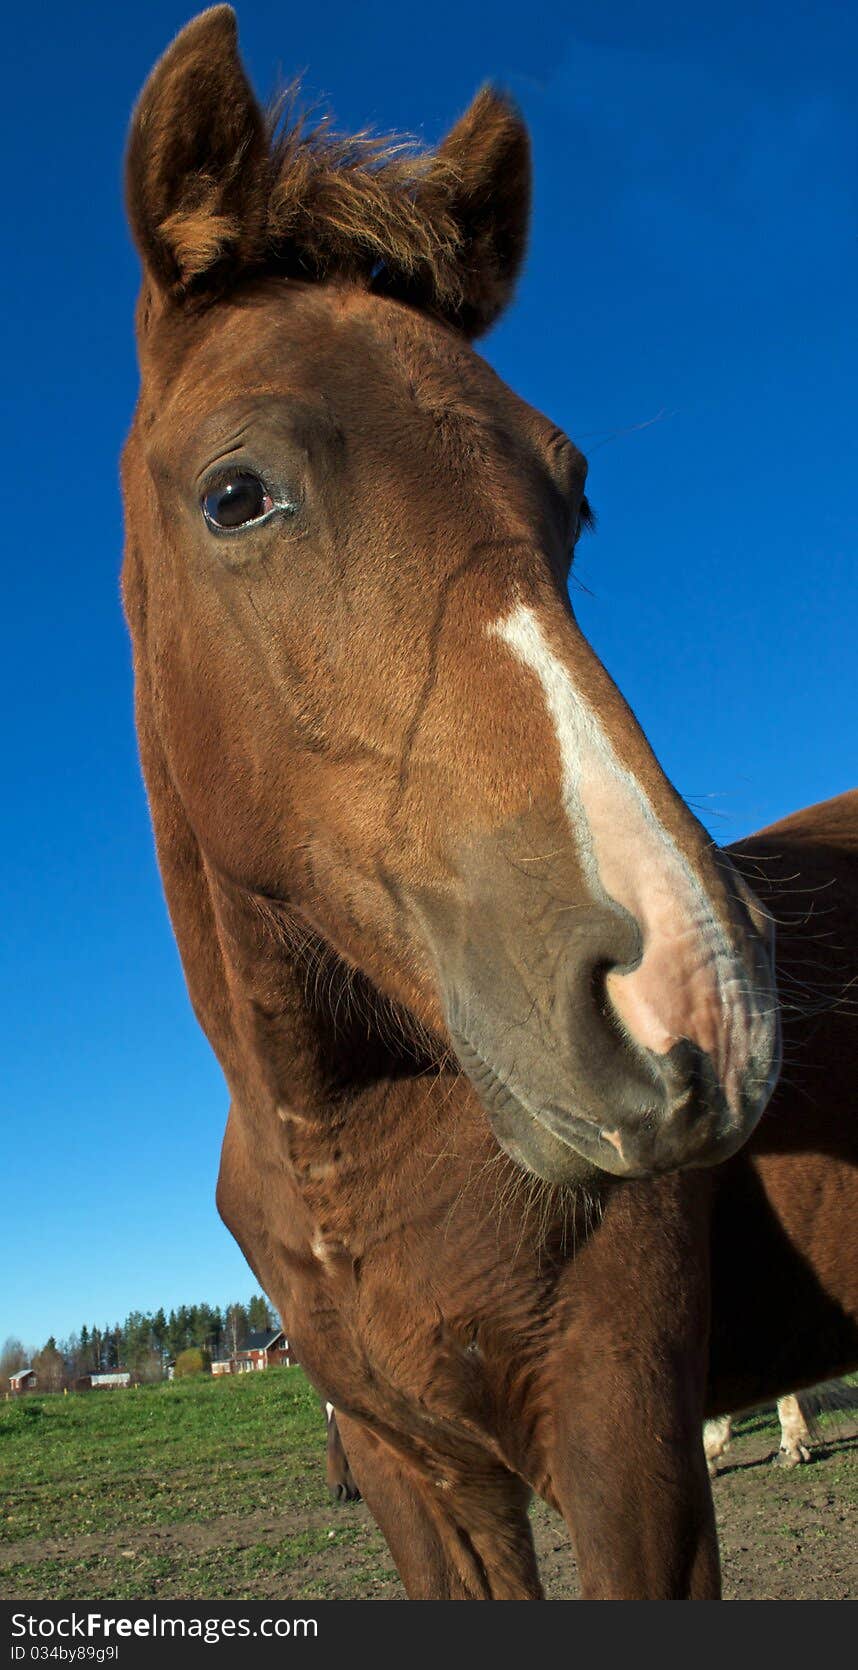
[[193, 1303, 222, 1356], [247, 1294, 275, 1333], [152, 1308, 167, 1362], [175, 1305, 192, 1353], [17, 1293, 282, 1377], [124, 1312, 152, 1371], [208, 1306, 224, 1357]]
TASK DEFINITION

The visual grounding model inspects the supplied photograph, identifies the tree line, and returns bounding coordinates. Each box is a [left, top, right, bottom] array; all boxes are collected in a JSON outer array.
[[1, 1294, 279, 1390]]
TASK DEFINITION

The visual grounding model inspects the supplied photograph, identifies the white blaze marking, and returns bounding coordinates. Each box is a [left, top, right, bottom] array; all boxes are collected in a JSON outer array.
[[325, 1401, 335, 1423], [491, 603, 690, 902], [489, 602, 754, 1089]]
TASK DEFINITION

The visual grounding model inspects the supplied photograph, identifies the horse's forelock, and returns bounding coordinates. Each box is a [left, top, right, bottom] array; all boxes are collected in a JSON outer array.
[[266, 101, 466, 315]]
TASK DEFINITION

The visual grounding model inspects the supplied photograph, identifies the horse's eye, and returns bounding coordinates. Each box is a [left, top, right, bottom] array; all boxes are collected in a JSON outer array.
[[201, 472, 274, 531]]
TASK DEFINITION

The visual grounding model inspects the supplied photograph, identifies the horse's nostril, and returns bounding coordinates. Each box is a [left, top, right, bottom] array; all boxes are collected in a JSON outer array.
[[590, 959, 612, 1019], [645, 1037, 727, 1130], [591, 956, 634, 1043], [657, 1038, 706, 1096]]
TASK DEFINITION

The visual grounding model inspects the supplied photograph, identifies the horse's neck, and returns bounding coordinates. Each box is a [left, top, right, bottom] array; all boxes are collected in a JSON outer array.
[[172, 844, 485, 1245], [206, 871, 439, 1100], [134, 680, 444, 1133], [218, 913, 494, 1267]]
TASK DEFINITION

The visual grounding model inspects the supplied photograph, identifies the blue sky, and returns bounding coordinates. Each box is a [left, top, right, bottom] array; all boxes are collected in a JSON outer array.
[[2, 1, 855, 1347]]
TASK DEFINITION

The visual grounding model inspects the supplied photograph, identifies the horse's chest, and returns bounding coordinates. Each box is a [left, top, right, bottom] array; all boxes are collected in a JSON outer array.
[[229, 1111, 546, 1452], [284, 1218, 518, 1441]]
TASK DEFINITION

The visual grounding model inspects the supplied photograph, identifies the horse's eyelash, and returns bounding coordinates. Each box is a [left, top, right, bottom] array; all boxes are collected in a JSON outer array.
[[578, 495, 595, 533]]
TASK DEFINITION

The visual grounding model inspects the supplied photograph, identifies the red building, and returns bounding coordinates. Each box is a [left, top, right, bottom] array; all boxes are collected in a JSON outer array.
[[214, 1329, 294, 1374], [9, 1368, 36, 1394]]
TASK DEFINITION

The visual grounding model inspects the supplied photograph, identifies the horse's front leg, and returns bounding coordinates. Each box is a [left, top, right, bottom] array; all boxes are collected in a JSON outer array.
[[324, 1403, 362, 1502], [548, 1173, 720, 1600], [335, 1411, 543, 1600], [551, 1382, 719, 1598]]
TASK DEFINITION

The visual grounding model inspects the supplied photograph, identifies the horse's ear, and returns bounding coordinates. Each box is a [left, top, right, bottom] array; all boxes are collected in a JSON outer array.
[[125, 6, 269, 299], [427, 88, 531, 338]]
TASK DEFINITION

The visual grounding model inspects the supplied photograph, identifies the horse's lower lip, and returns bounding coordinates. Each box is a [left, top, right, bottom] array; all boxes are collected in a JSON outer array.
[[501, 1094, 742, 1181], [530, 1092, 746, 1177], [451, 1027, 641, 1177], [535, 1104, 650, 1176], [451, 1026, 744, 1180]]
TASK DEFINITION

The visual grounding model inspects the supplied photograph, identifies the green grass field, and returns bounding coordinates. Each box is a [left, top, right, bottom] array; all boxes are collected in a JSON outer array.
[[0, 1368, 396, 1600], [1, 1367, 855, 1600], [3, 1368, 324, 1540]]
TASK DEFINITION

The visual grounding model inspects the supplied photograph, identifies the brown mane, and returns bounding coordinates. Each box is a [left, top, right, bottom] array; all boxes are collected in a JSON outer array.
[[126, 7, 530, 337], [267, 98, 505, 316]]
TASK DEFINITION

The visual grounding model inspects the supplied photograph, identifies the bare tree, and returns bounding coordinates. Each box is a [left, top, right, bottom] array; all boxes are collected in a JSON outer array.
[[0, 1337, 29, 1385], [33, 1337, 65, 1394], [225, 1303, 248, 1356]]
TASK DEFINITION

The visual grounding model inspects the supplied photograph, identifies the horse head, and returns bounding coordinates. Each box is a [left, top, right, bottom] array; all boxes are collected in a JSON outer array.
[[122, 7, 780, 1186]]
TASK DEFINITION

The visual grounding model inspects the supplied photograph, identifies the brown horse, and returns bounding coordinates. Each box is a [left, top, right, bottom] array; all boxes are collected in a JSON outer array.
[[121, 9, 858, 1599]]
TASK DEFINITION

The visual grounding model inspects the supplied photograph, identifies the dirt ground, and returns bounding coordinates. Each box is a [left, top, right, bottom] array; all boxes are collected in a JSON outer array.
[[3, 1408, 855, 1601], [535, 1411, 858, 1600]]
